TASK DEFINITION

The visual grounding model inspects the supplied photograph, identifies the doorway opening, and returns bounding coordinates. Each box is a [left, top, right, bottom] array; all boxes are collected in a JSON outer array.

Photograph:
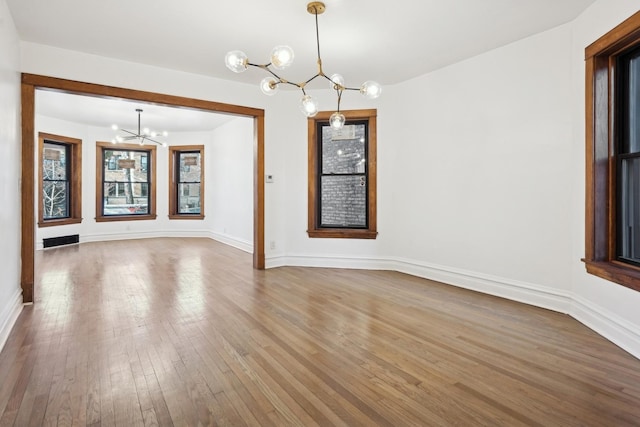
[[21, 74, 265, 303]]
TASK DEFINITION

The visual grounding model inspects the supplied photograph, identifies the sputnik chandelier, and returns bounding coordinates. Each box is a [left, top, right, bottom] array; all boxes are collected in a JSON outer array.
[[111, 109, 168, 147], [224, 1, 381, 129]]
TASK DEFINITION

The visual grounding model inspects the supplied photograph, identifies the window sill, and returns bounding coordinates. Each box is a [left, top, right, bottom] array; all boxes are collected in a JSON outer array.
[[168, 214, 204, 220], [95, 214, 157, 222], [38, 217, 82, 228], [583, 259, 640, 292], [307, 229, 378, 239]]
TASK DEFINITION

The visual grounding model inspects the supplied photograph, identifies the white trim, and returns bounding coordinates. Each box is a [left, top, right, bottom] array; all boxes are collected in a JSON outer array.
[[36, 230, 254, 252], [80, 230, 212, 244], [267, 253, 640, 359], [0, 288, 23, 354], [570, 296, 640, 359], [268, 254, 571, 313], [266, 254, 391, 270], [389, 256, 573, 314], [208, 231, 253, 254]]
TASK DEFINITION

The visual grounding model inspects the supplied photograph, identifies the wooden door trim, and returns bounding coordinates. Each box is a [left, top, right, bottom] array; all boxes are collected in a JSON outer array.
[[21, 73, 266, 303]]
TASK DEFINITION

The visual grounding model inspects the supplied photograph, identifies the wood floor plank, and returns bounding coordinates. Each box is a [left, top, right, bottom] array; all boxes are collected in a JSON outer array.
[[0, 237, 639, 426]]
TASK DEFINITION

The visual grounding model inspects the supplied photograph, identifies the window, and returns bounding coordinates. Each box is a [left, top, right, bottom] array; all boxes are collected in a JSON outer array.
[[308, 109, 377, 239], [584, 10, 640, 292], [38, 133, 82, 227], [169, 145, 204, 219], [96, 141, 157, 221]]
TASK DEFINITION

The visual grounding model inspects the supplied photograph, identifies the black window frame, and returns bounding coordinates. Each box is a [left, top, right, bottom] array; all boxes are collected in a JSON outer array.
[[38, 132, 82, 227], [96, 141, 157, 222], [169, 145, 205, 220], [316, 119, 370, 229]]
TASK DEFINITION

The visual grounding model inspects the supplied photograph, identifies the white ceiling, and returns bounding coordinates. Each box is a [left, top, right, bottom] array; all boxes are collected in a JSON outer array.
[[9, 0, 596, 127], [36, 90, 236, 133]]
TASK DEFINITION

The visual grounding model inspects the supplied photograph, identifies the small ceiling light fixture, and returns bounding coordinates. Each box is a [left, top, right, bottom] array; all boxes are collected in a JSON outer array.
[[224, 1, 381, 129], [111, 109, 168, 147]]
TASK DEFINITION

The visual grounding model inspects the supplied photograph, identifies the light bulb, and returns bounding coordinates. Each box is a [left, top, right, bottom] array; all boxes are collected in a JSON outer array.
[[299, 95, 318, 117], [116, 135, 123, 143], [163, 131, 169, 137], [111, 139, 116, 144], [329, 74, 344, 90], [330, 112, 346, 129], [260, 77, 279, 96], [162, 142, 167, 147], [360, 80, 382, 99], [271, 46, 294, 70], [143, 127, 150, 135], [150, 131, 158, 137], [225, 50, 248, 73], [111, 124, 118, 130]]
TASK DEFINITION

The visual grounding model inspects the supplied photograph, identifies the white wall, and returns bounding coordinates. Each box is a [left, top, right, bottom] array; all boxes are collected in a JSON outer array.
[[34, 114, 253, 251], [380, 24, 575, 309], [209, 117, 254, 251], [0, 0, 23, 351]]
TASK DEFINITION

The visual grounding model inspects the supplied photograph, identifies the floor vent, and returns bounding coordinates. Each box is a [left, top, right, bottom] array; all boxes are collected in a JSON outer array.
[[43, 234, 79, 248]]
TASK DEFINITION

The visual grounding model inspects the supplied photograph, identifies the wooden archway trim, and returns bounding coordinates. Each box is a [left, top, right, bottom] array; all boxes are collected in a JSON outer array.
[[21, 73, 266, 303]]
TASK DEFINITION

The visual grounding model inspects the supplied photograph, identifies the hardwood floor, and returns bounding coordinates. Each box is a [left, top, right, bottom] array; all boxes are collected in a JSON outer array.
[[1, 238, 639, 426]]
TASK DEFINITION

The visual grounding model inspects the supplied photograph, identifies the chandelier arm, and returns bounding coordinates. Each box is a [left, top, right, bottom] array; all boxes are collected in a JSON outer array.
[[119, 129, 139, 137], [303, 72, 322, 86], [262, 67, 286, 83], [258, 65, 305, 90], [322, 74, 345, 91]]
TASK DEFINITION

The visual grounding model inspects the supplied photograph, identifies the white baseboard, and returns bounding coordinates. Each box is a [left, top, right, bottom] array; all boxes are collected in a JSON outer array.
[[266, 254, 392, 270], [0, 288, 23, 354], [37, 230, 254, 254], [80, 230, 213, 244], [268, 254, 572, 313], [570, 296, 640, 359], [389, 256, 573, 314], [267, 253, 640, 359], [208, 231, 253, 254]]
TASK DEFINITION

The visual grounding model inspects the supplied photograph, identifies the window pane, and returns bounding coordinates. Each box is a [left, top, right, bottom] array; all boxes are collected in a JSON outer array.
[[627, 52, 640, 153], [321, 124, 366, 174], [179, 152, 201, 182], [320, 175, 367, 227], [42, 181, 69, 219], [42, 142, 70, 220], [619, 156, 640, 262], [103, 150, 149, 183], [178, 183, 201, 214], [103, 182, 149, 215], [43, 143, 67, 180]]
